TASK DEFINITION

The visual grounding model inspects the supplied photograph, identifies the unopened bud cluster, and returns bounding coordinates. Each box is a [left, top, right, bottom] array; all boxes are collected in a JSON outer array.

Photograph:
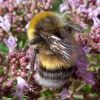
[[8, 51, 29, 78]]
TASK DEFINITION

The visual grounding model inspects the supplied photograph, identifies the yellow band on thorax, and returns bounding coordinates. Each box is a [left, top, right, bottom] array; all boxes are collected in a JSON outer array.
[[27, 11, 56, 41], [38, 53, 71, 70]]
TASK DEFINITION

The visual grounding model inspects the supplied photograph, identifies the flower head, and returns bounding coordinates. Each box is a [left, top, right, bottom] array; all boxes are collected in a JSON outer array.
[[15, 77, 28, 100], [59, 0, 83, 12], [0, 14, 11, 32], [59, 0, 70, 12], [88, 7, 100, 29], [16, 0, 27, 5], [75, 47, 95, 85], [3, 35, 17, 52], [60, 88, 70, 100], [0, 0, 4, 3]]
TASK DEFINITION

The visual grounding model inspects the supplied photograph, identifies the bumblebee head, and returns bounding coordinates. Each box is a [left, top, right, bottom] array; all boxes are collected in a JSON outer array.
[[27, 11, 63, 53]]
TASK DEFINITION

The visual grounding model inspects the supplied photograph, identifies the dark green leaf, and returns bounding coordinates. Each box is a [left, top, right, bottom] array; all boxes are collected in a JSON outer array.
[[52, 0, 63, 11], [83, 84, 92, 93], [0, 67, 4, 76], [0, 43, 9, 52], [41, 89, 53, 97]]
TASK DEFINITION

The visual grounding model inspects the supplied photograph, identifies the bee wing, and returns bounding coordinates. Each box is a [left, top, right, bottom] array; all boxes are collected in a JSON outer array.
[[64, 22, 84, 33], [40, 29, 79, 65]]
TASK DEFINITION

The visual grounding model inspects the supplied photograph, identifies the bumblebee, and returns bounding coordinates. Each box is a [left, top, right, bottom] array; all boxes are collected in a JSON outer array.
[[27, 11, 84, 88]]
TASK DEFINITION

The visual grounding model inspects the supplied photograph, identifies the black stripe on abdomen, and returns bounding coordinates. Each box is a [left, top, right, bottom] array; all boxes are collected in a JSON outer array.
[[38, 66, 74, 81]]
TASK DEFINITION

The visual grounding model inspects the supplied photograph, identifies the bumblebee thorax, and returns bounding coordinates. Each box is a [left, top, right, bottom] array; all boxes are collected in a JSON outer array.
[[36, 16, 61, 32], [28, 12, 63, 40]]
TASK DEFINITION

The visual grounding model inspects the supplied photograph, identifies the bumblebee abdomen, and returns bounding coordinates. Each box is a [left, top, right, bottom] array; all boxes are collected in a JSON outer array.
[[39, 67, 74, 80], [34, 66, 74, 88]]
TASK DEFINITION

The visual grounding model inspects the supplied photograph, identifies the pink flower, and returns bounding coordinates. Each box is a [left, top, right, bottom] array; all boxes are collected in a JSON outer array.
[[15, 77, 28, 100], [60, 88, 70, 100], [16, 0, 27, 5], [59, 0, 70, 12], [0, 0, 4, 3], [59, 0, 83, 12], [15, 76, 33, 100], [0, 14, 11, 32], [92, 7, 100, 16], [76, 47, 95, 85], [8, 3, 15, 12], [3, 36, 17, 52], [77, 5, 100, 29], [88, 7, 100, 29], [96, 0, 100, 6], [68, 0, 83, 11], [77, 4, 88, 14]]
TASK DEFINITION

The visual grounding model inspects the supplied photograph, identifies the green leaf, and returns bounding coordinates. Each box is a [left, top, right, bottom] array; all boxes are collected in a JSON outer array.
[[0, 43, 8, 52], [16, 32, 28, 49], [23, 97, 27, 100], [0, 67, 4, 76], [41, 89, 53, 97], [83, 84, 92, 93], [3, 97, 13, 100], [13, 79, 17, 86], [52, 0, 63, 12], [18, 40, 26, 49], [74, 98, 83, 100]]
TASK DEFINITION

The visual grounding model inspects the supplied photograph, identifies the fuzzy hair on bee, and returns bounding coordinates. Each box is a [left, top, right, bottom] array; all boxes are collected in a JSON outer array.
[[27, 11, 84, 88]]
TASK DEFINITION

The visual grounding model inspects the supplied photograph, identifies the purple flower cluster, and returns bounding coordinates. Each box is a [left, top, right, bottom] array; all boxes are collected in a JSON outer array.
[[8, 50, 30, 78], [58, 1, 100, 99], [75, 47, 95, 85], [60, 0, 83, 12], [3, 35, 17, 52], [0, 0, 53, 38], [60, 0, 100, 53]]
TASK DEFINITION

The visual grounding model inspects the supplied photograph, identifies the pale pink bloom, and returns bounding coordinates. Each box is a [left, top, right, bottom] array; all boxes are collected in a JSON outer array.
[[60, 88, 70, 100], [9, 0, 15, 2], [77, 4, 88, 13], [16, 0, 27, 5], [77, 4, 93, 14], [88, 7, 100, 29], [0, 0, 4, 3], [8, 3, 15, 12], [16, 77, 28, 100], [76, 47, 95, 85], [77, 5, 100, 29], [0, 14, 11, 32], [16, 0, 23, 4], [59, 1, 70, 12], [96, 0, 100, 5], [59, 0, 83, 12], [92, 7, 100, 16], [68, 0, 83, 11], [15, 76, 33, 100], [92, 17, 100, 29], [3, 36, 17, 52], [4, 1, 10, 8]]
